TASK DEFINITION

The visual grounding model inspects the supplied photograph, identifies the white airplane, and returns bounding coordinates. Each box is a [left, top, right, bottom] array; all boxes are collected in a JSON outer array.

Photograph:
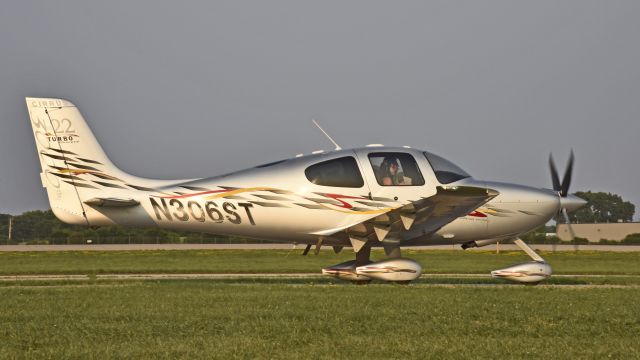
[[25, 97, 586, 284]]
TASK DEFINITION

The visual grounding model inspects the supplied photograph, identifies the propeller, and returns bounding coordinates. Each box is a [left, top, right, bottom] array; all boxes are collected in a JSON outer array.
[[549, 150, 585, 243], [549, 150, 574, 197], [561, 208, 577, 241]]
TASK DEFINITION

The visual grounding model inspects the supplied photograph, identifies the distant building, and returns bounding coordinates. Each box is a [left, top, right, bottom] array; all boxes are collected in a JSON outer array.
[[556, 223, 640, 242]]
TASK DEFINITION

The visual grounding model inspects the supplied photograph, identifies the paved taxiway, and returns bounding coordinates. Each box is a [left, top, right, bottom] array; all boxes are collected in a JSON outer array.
[[2, 244, 640, 251]]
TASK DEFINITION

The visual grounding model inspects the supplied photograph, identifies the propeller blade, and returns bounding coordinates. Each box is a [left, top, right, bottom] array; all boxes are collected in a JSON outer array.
[[561, 208, 576, 241], [549, 154, 561, 192], [560, 150, 574, 197]]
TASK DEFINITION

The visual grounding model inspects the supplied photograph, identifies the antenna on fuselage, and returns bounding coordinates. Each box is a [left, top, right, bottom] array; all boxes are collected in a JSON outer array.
[[312, 119, 342, 150]]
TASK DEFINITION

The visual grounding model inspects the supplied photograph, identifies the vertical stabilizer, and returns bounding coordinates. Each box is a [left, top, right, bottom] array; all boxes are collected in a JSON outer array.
[[25, 97, 167, 225], [27, 98, 100, 224]]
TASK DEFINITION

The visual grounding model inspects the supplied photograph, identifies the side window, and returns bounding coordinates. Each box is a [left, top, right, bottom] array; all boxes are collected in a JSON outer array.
[[368, 152, 425, 186], [305, 156, 365, 188]]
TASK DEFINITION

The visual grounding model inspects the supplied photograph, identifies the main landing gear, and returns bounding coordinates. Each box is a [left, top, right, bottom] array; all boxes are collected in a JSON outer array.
[[319, 243, 422, 284]]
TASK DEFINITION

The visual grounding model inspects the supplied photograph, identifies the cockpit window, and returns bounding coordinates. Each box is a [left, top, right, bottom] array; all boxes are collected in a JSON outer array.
[[423, 151, 471, 184], [305, 156, 364, 188], [368, 152, 425, 186]]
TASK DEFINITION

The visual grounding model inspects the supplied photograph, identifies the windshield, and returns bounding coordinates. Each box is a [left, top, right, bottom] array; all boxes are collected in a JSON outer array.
[[423, 152, 471, 184]]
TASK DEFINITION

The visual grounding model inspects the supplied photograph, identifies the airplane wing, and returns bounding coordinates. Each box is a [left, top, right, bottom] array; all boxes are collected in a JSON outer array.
[[337, 186, 499, 252]]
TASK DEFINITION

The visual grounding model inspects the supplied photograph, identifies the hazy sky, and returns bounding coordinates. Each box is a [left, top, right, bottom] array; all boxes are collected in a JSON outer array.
[[1, 1, 639, 217]]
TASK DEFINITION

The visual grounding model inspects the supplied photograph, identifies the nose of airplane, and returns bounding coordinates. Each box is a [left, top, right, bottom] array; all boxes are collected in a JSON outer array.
[[559, 194, 587, 213]]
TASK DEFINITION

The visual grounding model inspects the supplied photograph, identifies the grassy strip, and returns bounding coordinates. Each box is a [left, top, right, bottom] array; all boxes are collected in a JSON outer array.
[[0, 280, 638, 359], [0, 249, 639, 275], [4, 275, 640, 288]]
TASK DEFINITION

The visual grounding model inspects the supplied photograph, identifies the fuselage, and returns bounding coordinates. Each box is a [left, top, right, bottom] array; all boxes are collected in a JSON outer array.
[[101, 145, 567, 247]]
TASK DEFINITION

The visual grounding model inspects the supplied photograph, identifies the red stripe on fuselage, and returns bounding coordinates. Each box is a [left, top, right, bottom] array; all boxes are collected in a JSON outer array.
[[468, 211, 487, 218], [322, 193, 368, 209]]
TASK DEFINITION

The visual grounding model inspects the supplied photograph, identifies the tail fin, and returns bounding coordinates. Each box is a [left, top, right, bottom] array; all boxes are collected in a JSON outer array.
[[25, 97, 179, 225]]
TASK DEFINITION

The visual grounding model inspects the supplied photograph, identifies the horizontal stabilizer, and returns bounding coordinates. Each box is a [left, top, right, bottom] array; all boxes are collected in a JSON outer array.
[[83, 197, 140, 207]]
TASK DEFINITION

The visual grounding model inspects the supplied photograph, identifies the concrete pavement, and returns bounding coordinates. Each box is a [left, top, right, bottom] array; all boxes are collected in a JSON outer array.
[[1, 243, 640, 251]]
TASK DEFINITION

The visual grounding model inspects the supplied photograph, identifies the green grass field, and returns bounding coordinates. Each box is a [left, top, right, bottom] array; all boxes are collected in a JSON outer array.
[[1, 281, 639, 359], [1, 250, 639, 359], [0, 249, 639, 275]]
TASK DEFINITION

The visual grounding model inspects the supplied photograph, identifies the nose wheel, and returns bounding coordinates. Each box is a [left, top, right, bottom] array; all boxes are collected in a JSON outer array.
[[491, 238, 552, 284]]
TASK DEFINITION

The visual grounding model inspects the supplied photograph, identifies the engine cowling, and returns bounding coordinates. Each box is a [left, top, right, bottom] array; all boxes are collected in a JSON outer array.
[[491, 261, 552, 284]]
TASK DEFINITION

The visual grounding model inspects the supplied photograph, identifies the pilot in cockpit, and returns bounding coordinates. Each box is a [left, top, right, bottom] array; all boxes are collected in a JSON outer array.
[[380, 156, 410, 186]]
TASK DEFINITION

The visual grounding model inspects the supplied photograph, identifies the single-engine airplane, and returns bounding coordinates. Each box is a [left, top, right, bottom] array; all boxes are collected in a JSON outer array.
[[26, 97, 586, 284]]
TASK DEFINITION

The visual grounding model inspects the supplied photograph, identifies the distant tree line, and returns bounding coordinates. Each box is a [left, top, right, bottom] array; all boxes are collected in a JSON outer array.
[[0, 210, 276, 245], [520, 225, 640, 245], [570, 191, 635, 223]]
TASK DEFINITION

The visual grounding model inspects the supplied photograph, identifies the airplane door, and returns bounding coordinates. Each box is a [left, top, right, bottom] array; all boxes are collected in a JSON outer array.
[[354, 149, 434, 204]]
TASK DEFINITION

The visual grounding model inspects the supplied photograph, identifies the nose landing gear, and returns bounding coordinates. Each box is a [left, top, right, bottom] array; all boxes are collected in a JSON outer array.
[[491, 238, 552, 284]]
